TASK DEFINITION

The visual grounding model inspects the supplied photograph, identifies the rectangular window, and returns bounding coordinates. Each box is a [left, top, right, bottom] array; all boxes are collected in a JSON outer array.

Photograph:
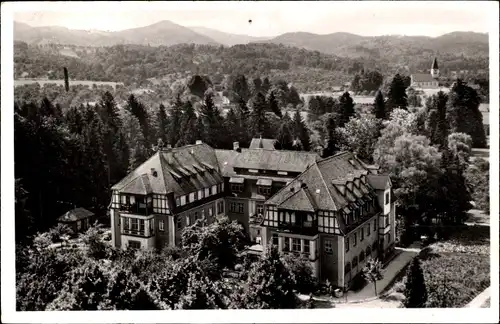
[[284, 238, 290, 251], [272, 234, 279, 246], [304, 240, 310, 254], [159, 220, 165, 231], [249, 169, 259, 173], [139, 219, 145, 235], [186, 215, 191, 226], [209, 207, 213, 217], [346, 237, 350, 252], [189, 192, 195, 203], [385, 192, 390, 205], [360, 228, 364, 241], [212, 185, 217, 195], [258, 186, 271, 196], [257, 204, 264, 215], [177, 217, 182, 230], [217, 201, 224, 214], [180, 195, 186, 206], [325, 240, 333, 254], [198, 189, 204, 199], [353, 233, 357, 247], [367, 224, 370, 236], [194, 211, 199, 220], [131, 218, 138, 231], [128, 240, 141, 249], [238, 203, 244, 214], [205, 188, 210, 197], [175, 197, 180, 206], [201, 209, 205, 219], [292, 238, 301, 252], [231, 184, 243, 193], [373, 219, 377, 231]]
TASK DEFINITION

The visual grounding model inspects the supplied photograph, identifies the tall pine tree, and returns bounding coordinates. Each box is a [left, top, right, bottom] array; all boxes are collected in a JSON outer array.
[[373, 90, 386, 119], [322, 116, 340, 158], [249, 93, 271, 139], [404, 257, 427, 308], [168, 95, 184, 147], [200, 94, 226, 148], [386, 74, 408, 112], [292, 109, 311, 151], [338, 92, 355, 127], [268, 91, 282, 118], [276, 115, 294, 150]]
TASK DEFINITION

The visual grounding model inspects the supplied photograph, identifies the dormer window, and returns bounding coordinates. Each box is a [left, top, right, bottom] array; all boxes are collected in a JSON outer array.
[[229, 177, 244, 193], [231, 183, 243, 193], [258, 186, 271, 196]]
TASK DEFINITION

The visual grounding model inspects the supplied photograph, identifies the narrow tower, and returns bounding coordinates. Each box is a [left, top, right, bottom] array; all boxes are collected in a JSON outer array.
[[431, 57, 439, 79]]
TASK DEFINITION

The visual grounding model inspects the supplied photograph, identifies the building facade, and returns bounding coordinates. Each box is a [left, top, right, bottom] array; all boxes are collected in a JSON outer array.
[[261, 152, 396, 288], [410, 57, 440, 89], [109, 141, 395, 288]]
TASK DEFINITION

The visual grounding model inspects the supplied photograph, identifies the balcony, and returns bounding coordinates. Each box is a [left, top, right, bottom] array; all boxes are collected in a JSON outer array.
[[119, 202, 154, 216], [278, 220, 319, 236]]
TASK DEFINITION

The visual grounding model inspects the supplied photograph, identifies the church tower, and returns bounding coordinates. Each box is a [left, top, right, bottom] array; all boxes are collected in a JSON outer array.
[[431, 57, 439, 79]]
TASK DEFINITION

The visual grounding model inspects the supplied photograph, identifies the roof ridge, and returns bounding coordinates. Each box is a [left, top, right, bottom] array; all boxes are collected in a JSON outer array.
[[265, 158, 321, 204], [242, 147, 318, 155], [315, 163, 338, 211], [316, 151, 350, 166]]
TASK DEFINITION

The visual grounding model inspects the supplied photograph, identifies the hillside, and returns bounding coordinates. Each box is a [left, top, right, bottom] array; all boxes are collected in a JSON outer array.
[[259, 31, 489, 59], [189, 26, 272, 46], [14, 20, 218, 46], [14, 42, 358, 92], [13, 38, 488, 94]]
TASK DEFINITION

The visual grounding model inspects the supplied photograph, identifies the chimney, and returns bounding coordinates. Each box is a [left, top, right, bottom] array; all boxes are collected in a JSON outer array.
[[233, 141, 240, 152], [196, 140, 203, 145]]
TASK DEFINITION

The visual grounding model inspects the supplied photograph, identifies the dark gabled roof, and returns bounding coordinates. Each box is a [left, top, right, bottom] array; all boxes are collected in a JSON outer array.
[[112, 143, 223, 197], [266, 152, 384, 213], [411, 73, 436, 83], [58, 207, 94, 222], [121, 174, 153, 195], [249, 138, 277, 150], [232, 148, 320, 173], [278, 187, 317, 212], [432, 57, 439, 70]]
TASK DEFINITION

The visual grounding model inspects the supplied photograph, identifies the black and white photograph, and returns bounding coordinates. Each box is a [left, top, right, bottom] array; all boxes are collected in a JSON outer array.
[[1, 1, 498, 323]]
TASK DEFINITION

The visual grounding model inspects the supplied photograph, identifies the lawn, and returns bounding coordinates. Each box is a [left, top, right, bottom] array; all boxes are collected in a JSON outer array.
[[419, 250, 490, 307], [386, 225, 490, 308]]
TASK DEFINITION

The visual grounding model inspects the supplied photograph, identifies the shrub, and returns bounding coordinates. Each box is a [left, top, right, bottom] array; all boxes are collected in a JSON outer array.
[[403, 257, 427, 308], [283, 254, 318, 294], [421, 252, 489, 307]]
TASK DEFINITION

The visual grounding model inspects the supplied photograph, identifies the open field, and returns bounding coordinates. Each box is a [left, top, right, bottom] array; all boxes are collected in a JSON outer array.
[[14, 79, 124, 89]]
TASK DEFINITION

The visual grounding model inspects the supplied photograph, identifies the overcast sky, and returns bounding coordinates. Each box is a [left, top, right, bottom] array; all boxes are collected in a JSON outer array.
[[12, 1, 493, 37]]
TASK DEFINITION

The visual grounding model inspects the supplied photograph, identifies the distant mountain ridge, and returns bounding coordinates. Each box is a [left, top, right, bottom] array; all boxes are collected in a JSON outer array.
[[14, 20, 218, 46], [255, 31, 488, 58], [14, 20, 488, 58], [189, 26, 272, 46]]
